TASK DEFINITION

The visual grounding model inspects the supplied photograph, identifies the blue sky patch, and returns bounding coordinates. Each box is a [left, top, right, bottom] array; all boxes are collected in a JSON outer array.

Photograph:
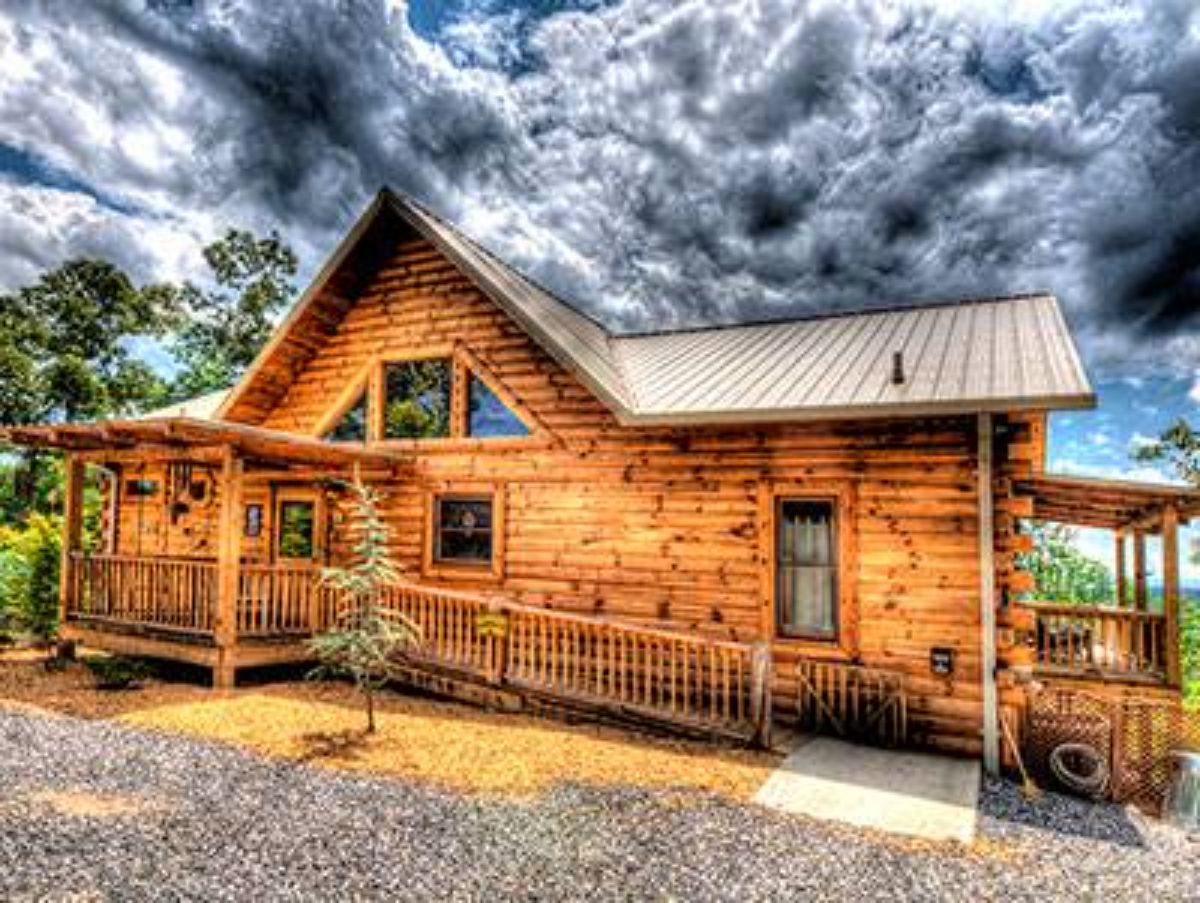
[[0, 143, 139, 217]]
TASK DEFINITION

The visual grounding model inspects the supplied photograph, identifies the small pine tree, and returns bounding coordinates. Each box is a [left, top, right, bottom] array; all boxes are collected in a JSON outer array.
[[308, 479, 420, 732]]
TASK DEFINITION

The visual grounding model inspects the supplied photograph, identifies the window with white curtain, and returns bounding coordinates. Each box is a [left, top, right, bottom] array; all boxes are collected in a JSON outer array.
[[776, 498, 838, 639]]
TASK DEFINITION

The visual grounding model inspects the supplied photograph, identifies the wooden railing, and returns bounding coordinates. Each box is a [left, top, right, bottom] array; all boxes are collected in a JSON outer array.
[[67, 552, 217, 634], [792, 659, 908, 747], [377, 583, 770, 741], [237, 563, 333, 637], [1025, 602, 1168, 681], [65, 555, 769, 741]]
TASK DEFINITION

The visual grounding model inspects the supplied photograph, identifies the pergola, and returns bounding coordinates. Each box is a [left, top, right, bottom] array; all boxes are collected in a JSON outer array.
[[1015, 472, 1200, 686]]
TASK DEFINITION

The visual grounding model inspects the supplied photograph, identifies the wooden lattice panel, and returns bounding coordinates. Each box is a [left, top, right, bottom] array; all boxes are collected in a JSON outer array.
[[1113, 699, 1200, 811], [1024, 688, 1113, 794], [1024, 685, 1199, 812]]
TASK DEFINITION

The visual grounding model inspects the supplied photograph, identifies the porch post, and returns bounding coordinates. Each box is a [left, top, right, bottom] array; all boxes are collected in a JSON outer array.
[[1162, 505, 1181, 687], [977, 413, 999, 775], [1133, 531, 1148, 612], [57, 454, 85, 635], [213, 447, 243, 689], [1114, 531, 1127, 607]]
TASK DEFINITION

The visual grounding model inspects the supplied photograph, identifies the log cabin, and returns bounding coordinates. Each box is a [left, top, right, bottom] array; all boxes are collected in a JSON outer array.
[[6, 188, 1197, 771]]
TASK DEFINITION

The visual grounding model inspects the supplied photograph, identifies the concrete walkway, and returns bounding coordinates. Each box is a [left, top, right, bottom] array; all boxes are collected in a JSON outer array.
[[753, 737, 980, 843]]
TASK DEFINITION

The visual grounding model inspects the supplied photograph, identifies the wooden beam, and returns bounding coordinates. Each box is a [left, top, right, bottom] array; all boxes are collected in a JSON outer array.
[[1114, 531, 1128, 607], [213, 447, 243, 689], [977, 413, 999, 775], [1133, 531, 1148, 612], [57, 455, 86, 634], [1163, 505, 1181, 687]]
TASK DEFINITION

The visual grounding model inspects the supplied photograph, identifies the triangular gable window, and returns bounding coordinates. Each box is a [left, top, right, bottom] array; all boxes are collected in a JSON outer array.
[[468, 374, 529, 438], [324, 391, 367, 442]]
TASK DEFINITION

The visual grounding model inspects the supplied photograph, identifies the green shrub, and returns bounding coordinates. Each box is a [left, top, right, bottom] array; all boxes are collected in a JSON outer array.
[[84, 655, 151, 690], [0, 513, 61, 640]]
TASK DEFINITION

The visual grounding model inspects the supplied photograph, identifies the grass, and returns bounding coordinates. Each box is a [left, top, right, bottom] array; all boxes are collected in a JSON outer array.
[[0, 650, 778, 800]]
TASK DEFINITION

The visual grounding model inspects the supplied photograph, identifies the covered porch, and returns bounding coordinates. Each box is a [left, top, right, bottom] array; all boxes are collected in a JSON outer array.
[[1014, 473, 1200, 688], [5, 416, 410, 686]]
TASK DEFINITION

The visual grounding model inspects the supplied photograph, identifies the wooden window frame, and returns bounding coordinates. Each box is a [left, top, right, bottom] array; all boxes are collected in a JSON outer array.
[[273, 488, 326, 564], [422, 483, 506, 582], [311, 344, 551, 451], [759, 482, 858, 659]]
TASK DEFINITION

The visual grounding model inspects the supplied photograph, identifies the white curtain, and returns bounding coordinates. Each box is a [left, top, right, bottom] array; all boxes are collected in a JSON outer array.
[[778, 504, 836, 636]]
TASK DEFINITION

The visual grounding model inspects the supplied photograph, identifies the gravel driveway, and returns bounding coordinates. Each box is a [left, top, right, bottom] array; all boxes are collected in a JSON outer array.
[[1, 705, 1196, 902]]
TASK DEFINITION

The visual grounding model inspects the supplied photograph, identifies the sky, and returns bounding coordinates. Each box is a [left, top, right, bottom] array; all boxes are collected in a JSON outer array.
[[0, 0, 1198, 572]]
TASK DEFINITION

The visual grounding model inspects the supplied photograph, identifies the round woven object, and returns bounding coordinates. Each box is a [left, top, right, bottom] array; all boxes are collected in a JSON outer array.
[[1050, 742, 1110, 797]]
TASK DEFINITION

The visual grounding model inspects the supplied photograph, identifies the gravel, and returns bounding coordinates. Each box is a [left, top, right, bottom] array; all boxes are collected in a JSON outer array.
[[1, 706, 1197, 902]]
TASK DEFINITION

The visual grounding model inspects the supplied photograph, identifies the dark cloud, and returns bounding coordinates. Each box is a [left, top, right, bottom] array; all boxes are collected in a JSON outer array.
[[0, 0, 1196, 373]]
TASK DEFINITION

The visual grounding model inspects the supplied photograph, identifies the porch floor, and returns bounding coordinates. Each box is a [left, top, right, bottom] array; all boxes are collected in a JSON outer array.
[[753, 736, 981, 843]]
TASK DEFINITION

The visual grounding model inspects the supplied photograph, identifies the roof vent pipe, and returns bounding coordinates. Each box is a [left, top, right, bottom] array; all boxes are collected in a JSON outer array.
[[891, 351, 906, 385]]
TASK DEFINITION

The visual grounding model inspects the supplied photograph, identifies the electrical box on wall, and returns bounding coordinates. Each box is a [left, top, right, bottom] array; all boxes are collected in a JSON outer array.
[[930, 647, 955, 676]]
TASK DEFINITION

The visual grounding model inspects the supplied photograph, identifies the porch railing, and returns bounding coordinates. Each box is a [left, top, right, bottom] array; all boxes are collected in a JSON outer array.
[[67, 552, 217, 634], [1024, 602, 1168, 680], [237, 563, 333, 637]]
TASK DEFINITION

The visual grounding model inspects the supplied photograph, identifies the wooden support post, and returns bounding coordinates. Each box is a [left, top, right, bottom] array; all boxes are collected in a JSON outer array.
[[977, 414, 999, 775], [749, 641, 772, 748], [1162, 505, 1181, 687], [214, 447, 243, 689], [57, 455, 86, 635], [1114, 531, 1127, 607], [1133, 531, 1148, 612]]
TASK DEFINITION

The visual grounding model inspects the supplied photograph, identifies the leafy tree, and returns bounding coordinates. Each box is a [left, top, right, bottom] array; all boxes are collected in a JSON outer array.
[[4, 259, 175, 422], [1134, 418, 1200, 488], [1019, 522, 1115, 605], [162, 230, 298, 399], [309, 480, 420, 733]]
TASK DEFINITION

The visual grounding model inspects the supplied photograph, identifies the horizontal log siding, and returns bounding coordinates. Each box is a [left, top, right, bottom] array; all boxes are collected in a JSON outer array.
[[246, 236, 989, 754]]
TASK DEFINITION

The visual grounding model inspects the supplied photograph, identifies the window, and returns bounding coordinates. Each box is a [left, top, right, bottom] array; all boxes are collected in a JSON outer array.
[[277, 501, 316, 559], [125, 479, 159, 497], [434, 496, 493, 565], [776, 498, 838, 639], [244, 504, 263, 538], [468, 375, 528, 438], [324, 391, 367, 442], [383, 359, 451, 439]]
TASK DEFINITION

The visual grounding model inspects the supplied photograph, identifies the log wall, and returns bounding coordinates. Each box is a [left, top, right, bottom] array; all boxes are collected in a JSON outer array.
[[230, 233, 1014, 756]]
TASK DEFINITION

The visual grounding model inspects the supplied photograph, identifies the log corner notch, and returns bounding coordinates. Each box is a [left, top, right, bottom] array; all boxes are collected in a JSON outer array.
[[213, 446, 244, 689]]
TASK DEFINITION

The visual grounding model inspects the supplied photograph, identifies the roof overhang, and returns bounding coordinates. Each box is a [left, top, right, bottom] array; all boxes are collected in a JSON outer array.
[[614, 392, 1096, 427], [1016, 473, 1200, 532], [1, 417, 410, 471]]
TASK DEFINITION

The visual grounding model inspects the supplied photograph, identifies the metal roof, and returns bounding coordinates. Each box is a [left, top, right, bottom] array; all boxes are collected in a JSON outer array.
[[220, 189, 1095, 428], [139, 388, 230, 421], [613, 294, 1094, 424]]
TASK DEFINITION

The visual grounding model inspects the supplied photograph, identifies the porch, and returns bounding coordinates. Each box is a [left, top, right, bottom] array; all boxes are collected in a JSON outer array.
[[1013, 472, 1200, 688]]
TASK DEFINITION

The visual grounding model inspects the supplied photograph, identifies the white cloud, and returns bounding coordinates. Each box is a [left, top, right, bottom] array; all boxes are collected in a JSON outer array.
[[1189, 370, 1200, 404], [0, 0, 1196, 379]]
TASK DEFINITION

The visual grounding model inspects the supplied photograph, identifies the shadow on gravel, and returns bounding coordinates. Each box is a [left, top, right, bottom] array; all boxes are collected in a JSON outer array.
[[982, 778, 1146, 849]]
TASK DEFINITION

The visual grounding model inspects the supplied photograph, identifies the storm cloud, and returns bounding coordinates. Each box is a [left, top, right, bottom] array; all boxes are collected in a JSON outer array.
[[0, 0, 1197, 373]]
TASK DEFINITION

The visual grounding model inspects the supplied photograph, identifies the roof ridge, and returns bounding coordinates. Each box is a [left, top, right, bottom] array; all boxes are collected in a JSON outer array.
[[611, 292, 1056, 340]]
